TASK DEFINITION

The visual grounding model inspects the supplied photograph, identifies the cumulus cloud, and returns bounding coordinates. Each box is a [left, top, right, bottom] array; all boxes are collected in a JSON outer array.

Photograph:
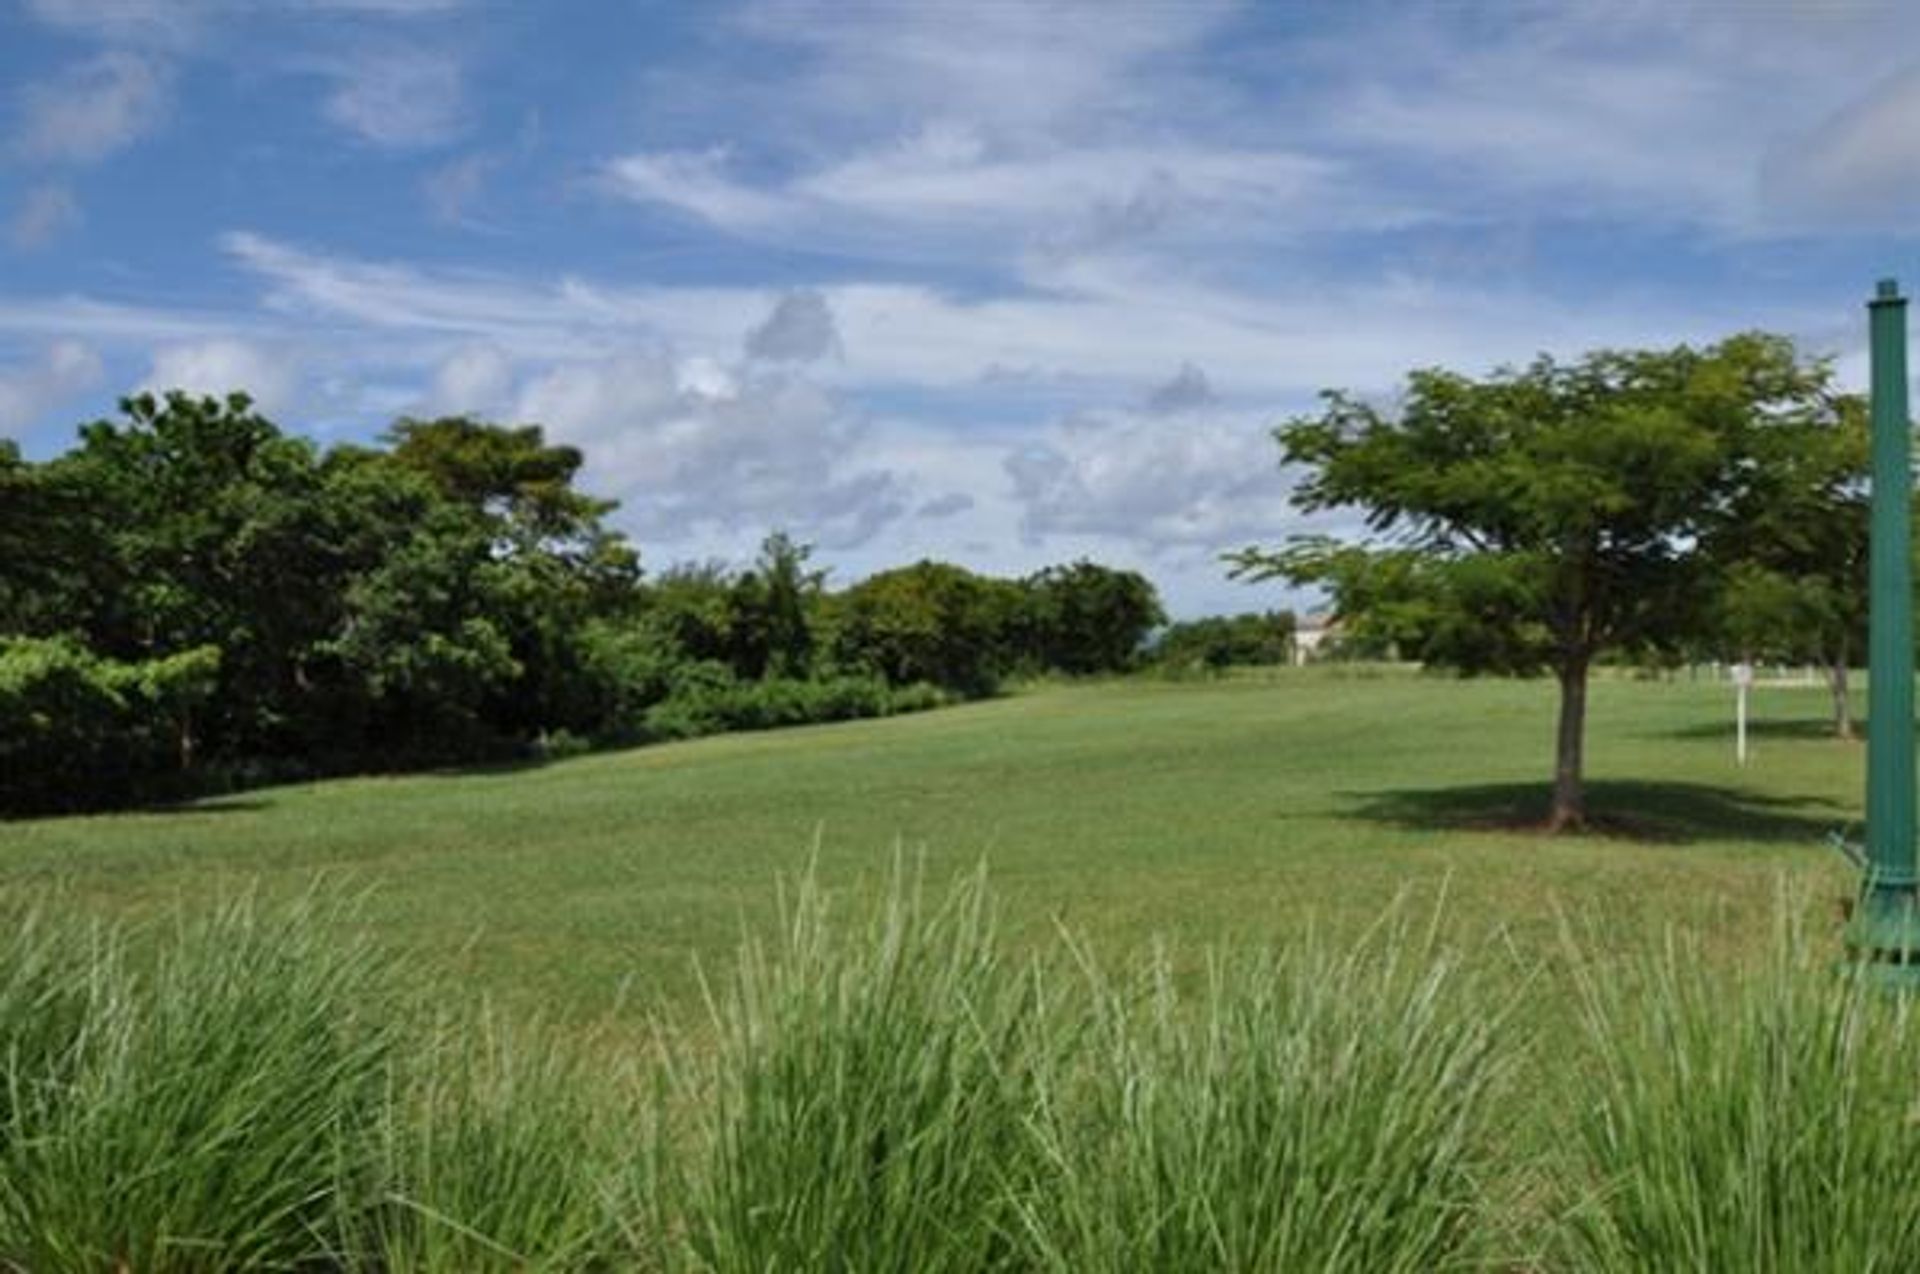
[[8, 184, 80, 251], [744, 289, 840, 363], [518, 351, 906, 549], [322, 49, 465, 148], [0, 340, 104, 433], [142, 338, 299, 414], [17, 52, 171, 164], [1004, 405, 1289, 549]]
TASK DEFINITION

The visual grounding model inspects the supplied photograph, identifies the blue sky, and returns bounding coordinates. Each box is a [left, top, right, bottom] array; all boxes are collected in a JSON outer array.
[[3, 0, 1919, 615]]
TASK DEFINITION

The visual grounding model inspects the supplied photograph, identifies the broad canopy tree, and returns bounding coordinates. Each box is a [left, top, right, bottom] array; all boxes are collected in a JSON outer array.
[[1233, 334, 1839, 831]]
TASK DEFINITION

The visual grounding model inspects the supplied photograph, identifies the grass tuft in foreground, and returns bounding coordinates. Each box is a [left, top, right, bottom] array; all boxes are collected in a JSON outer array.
[[1014, 915, 1507, 1273], [1559, 899, 1920, 1272], [665, 863, 1049, 1273], [0, 892, 395, 1272], [14, 861, 1920, 1269]]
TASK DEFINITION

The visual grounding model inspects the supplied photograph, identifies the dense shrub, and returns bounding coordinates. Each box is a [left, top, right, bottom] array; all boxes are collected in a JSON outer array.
[[829, 560, 1026, 695], [0, 637, 220, 814], [1152, 611, 1297, 671], [640, 673, 946, 742]]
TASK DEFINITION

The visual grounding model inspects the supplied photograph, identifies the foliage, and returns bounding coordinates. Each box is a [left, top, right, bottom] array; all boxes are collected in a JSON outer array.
[[829, 560, 1026, 694], [0, 637, 220, 813], [8, 392, 1178, 816], [1152, 610, 1296, 670], [1232, 333, 1841, 828], [1700, 392, 1870, 736], [640, 672, 946, 742], [1020, 561, 1165, 674]]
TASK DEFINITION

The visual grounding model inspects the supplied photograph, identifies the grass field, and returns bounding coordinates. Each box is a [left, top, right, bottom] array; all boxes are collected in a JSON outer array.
[[9, 667, 1913, 1269], [0, 666, 1864, 1021]]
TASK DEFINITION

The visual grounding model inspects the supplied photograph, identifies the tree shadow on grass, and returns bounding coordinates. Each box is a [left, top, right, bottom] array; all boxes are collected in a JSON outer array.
[[139, 796, 273, 816], [1662, 716, 1865, 743], [1343, 779, 1851, 845]]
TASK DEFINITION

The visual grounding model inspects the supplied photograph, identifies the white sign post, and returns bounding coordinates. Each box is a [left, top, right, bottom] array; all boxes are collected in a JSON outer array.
[[1732, 661, 1754, 766]]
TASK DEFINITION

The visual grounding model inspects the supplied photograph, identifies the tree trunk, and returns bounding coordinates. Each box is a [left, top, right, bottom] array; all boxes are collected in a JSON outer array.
[[1829, 653, 1855, 741], [1548, 655, 1589, 832]]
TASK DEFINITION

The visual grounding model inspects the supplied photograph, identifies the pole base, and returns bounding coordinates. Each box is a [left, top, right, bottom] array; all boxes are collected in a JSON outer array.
[[1842, 884, 1920, 989]]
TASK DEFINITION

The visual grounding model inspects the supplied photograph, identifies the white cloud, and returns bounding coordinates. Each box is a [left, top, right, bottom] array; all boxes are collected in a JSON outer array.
[[605, 137, 1344, 264], [602, 148, 786, 229], [17, 52, 171, 165], [219, 230, 1811, 407], [321, 49, 465, 148], [1764, 65, 1920, 225], [1004, 405, 1288, 548], [0, 340, 104, 433], [727, 0, 1234, 137], [518, 352, 907, 549], [142, 338, 299, 413], [424, 342, 514, 416], [8, 184, 80, 252], [24, 0, 206, 49]]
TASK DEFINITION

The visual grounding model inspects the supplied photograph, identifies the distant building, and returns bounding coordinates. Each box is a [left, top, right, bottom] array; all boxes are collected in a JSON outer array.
[[1293, 613, 1341, 665]]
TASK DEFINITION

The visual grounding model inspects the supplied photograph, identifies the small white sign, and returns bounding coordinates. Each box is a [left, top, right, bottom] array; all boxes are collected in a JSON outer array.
[[1732, 662, 1754, 688]]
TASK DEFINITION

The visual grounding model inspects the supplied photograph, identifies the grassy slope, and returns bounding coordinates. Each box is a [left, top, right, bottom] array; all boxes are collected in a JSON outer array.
[[0, 668, 1861, 1019]]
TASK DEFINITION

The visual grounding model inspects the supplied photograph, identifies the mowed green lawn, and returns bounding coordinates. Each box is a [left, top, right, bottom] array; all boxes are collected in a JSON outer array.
[[0, 668, 1864, 1020]]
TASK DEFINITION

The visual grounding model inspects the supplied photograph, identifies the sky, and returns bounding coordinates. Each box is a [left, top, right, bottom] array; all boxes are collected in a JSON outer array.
[[4, 1, 1920, 616]]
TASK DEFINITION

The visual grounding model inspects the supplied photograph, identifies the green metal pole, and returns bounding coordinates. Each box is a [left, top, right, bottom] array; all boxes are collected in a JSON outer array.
[[1849, 278, 1920, 981]]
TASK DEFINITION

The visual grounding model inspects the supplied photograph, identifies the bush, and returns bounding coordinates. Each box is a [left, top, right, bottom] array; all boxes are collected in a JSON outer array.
[[640, 673, 932, 743], [0, 637, 220, 815]]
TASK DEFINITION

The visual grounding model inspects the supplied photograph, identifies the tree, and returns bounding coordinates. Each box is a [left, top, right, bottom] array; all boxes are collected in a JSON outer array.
[[46, 392, 339, 760], [1703, 393, 1868, 738], [1021, 561, 1165, 674], [729, 532, 825, 679], [1231, 334, 1834, 831], [829, 561, 1024, 694]]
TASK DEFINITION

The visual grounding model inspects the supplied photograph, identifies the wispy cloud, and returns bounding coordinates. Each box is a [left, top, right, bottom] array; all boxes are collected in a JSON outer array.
[[8, 184, 81, 252], [16, 51, 171, 164], [320, 48, 466, 148], [0, 340, 104, 433]]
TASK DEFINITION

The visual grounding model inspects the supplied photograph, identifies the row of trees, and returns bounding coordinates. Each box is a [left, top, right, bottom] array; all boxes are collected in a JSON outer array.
[[1234, 332, 1876, 831], [1, 394, 1166, 815]]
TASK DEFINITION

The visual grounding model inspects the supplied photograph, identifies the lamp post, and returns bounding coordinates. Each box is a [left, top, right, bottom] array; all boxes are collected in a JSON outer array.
[[1846, 278, 1920, 984]]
